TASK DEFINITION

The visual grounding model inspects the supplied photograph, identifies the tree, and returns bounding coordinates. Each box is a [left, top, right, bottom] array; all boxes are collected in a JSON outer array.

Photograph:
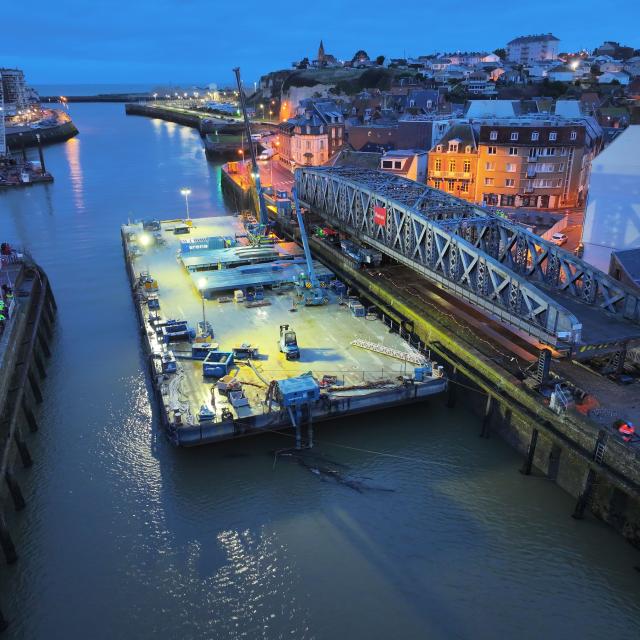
[[375, 55, 385, 66], [352, 50, 370, 63], [493, 48, 507, 60], [296, 57, 309, 70]]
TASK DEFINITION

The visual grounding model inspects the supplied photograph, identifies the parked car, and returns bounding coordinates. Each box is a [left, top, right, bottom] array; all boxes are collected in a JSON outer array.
[[550, 232, 568, 246]]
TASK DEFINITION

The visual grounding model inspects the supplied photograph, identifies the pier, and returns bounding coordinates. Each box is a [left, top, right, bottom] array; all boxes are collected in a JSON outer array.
[[121, 215, 447, 447], [0, 251, 57, 628]]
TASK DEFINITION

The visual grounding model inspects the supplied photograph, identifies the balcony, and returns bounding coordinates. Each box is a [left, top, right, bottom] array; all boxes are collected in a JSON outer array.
[[429, 171, 472, 179]]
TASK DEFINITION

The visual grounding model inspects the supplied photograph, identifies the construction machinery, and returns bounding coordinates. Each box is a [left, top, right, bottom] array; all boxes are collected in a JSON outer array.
[[279, 324, 300, 360], [292, 187, 329, 306], [233, 67, 269, 227]]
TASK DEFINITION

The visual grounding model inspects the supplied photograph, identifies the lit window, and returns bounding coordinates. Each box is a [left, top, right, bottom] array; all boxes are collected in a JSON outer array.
[[463, 160, 471, 173], [490, 130, 498, 140], [460, 182, 469, 193], [484, 177, 494, 186], [570, 131, 577, 140], [449, 160, 456, 171], [435, 159, 442, 171], [447, 179, 455, 191], [510, 132, 519, 141], [531, 131, 539, 141]]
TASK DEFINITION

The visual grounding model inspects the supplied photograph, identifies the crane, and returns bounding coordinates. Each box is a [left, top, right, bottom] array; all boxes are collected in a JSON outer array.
[[292, 186, 328, 306], [232, 67, 268, 227]]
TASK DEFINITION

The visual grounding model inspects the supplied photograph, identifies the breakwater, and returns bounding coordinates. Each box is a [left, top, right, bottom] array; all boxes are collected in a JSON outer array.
[[6, 121, 78, 150]]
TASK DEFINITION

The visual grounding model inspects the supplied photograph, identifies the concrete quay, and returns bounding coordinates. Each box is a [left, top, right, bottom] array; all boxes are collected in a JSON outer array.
[[5, 120, 78, 150], [0, 256, 57, 630]]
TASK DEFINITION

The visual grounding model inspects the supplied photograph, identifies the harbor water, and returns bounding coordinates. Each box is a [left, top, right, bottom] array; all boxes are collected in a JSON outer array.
[[1, 103, 639, 639]]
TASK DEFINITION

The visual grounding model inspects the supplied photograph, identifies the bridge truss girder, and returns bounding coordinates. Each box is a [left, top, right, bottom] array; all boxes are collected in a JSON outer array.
[[296, 167, 640, 348]]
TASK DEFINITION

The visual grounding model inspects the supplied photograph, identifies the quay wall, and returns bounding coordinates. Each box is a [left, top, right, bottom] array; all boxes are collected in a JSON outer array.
[[270, 214, 640, 547], [0, 261, 57, 631], [6, 121, 78, 150]]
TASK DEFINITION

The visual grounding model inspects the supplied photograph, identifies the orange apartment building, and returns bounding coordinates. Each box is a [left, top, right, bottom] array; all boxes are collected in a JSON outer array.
[[427, 117, 603, 209]]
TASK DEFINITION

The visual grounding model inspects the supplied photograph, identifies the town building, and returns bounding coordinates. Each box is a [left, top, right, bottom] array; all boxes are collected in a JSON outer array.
[[277, 99, 345, 167], [379, 149, 427, 182], [0, 68, 27, 114], [426, 101, 602, 210], [347, 114, 452, 153], [506, 34, 560, 64], [582, 126, 640, 272], [426, 123, 478, 200]]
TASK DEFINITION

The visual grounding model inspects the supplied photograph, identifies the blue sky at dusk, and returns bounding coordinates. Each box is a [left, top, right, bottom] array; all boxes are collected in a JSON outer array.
[[2, 0, 639, 87]]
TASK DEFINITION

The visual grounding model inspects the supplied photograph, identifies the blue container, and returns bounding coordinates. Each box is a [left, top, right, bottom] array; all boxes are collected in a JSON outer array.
[[202, 351, 234, 377], [351, 304, 365, 317], [414, 364, 432, 381]]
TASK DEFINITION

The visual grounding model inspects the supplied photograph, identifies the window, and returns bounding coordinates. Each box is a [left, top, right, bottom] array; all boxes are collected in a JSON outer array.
[[434, 179, 441, 189], [528, 147, 537, 158], [447, 179, 455, 191], [506, 163, 516, 172], [485, 161, 495, 171], [538, 163, 554, 172], [460, 183, 469, 193], [435, 159, 442, 171], [382, 160, 393, 169], [436, 145, 443, 152], [531, 131, 540, 141], [549, 132, 557, 141], [505, 178, 515, 187], [487, 146, 496, 155], [570, 130, 577, 140], [449, 142, 459, 152], [465, 145, 471, 153], [306, 141, 311, 150], [394, 160, 402, 169], [490, 130, 498, 140], [509, 147, 518, 156], [541, 147, 556, 156], [510, 132, 519, 141], [484, 177, 494, 186], [463, 160, 471, 173], [557, 163, 565, 172], [449, 160, 456, 171]]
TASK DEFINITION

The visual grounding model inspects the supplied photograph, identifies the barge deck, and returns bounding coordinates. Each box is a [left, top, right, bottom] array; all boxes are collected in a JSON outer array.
[[121, 215, 447, 447]]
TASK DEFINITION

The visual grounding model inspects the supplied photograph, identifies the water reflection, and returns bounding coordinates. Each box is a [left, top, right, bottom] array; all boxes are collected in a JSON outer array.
[[64, 136, 84, 212]]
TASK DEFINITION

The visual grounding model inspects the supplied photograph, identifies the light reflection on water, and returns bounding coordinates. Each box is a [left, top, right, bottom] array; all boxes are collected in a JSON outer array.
[[0, 103, 639, 640]]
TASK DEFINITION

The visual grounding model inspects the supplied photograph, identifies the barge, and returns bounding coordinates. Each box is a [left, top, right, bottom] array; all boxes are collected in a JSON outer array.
[[121, 215, 447, 447]]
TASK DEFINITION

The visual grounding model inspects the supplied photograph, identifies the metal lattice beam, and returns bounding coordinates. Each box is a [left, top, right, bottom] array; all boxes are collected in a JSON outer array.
[[296, 167, 640, 348]]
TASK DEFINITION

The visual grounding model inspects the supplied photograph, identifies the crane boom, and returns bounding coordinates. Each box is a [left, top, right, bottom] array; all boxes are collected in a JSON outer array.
[[292, 186, 318, 287], [232, 67, 268, 226]]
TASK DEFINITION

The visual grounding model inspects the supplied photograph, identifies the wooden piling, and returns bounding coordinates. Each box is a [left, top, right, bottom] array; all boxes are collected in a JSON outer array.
[[572, 469, 598, 519], [14, 435, 33, 469], [479, 395, 493, 438], [21, 401, 38, 433], [0, 515, 17, 564], [520, 428, 539, 475], [4, 473, 26, 512], [27, 369, 43, 404]]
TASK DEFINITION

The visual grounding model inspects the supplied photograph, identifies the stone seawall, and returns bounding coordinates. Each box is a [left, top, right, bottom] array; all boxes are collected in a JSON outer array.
[[6, 121, 78, 150]]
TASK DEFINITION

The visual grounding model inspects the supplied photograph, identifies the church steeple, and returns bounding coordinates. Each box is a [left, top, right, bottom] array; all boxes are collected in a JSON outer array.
[[318, 40, 325, 63]]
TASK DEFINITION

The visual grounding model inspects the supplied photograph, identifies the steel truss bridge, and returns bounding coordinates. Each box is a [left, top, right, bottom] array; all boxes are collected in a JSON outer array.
[[296, 166, 640, 357]]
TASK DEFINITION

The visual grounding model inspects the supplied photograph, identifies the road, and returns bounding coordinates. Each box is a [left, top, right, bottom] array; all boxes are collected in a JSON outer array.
[[258, 158, 294, 193]]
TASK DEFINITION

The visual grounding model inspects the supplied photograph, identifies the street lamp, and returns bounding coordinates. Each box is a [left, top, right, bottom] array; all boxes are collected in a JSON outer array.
[[180, 188, 192, 220], [198, 277, 207, 326]]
